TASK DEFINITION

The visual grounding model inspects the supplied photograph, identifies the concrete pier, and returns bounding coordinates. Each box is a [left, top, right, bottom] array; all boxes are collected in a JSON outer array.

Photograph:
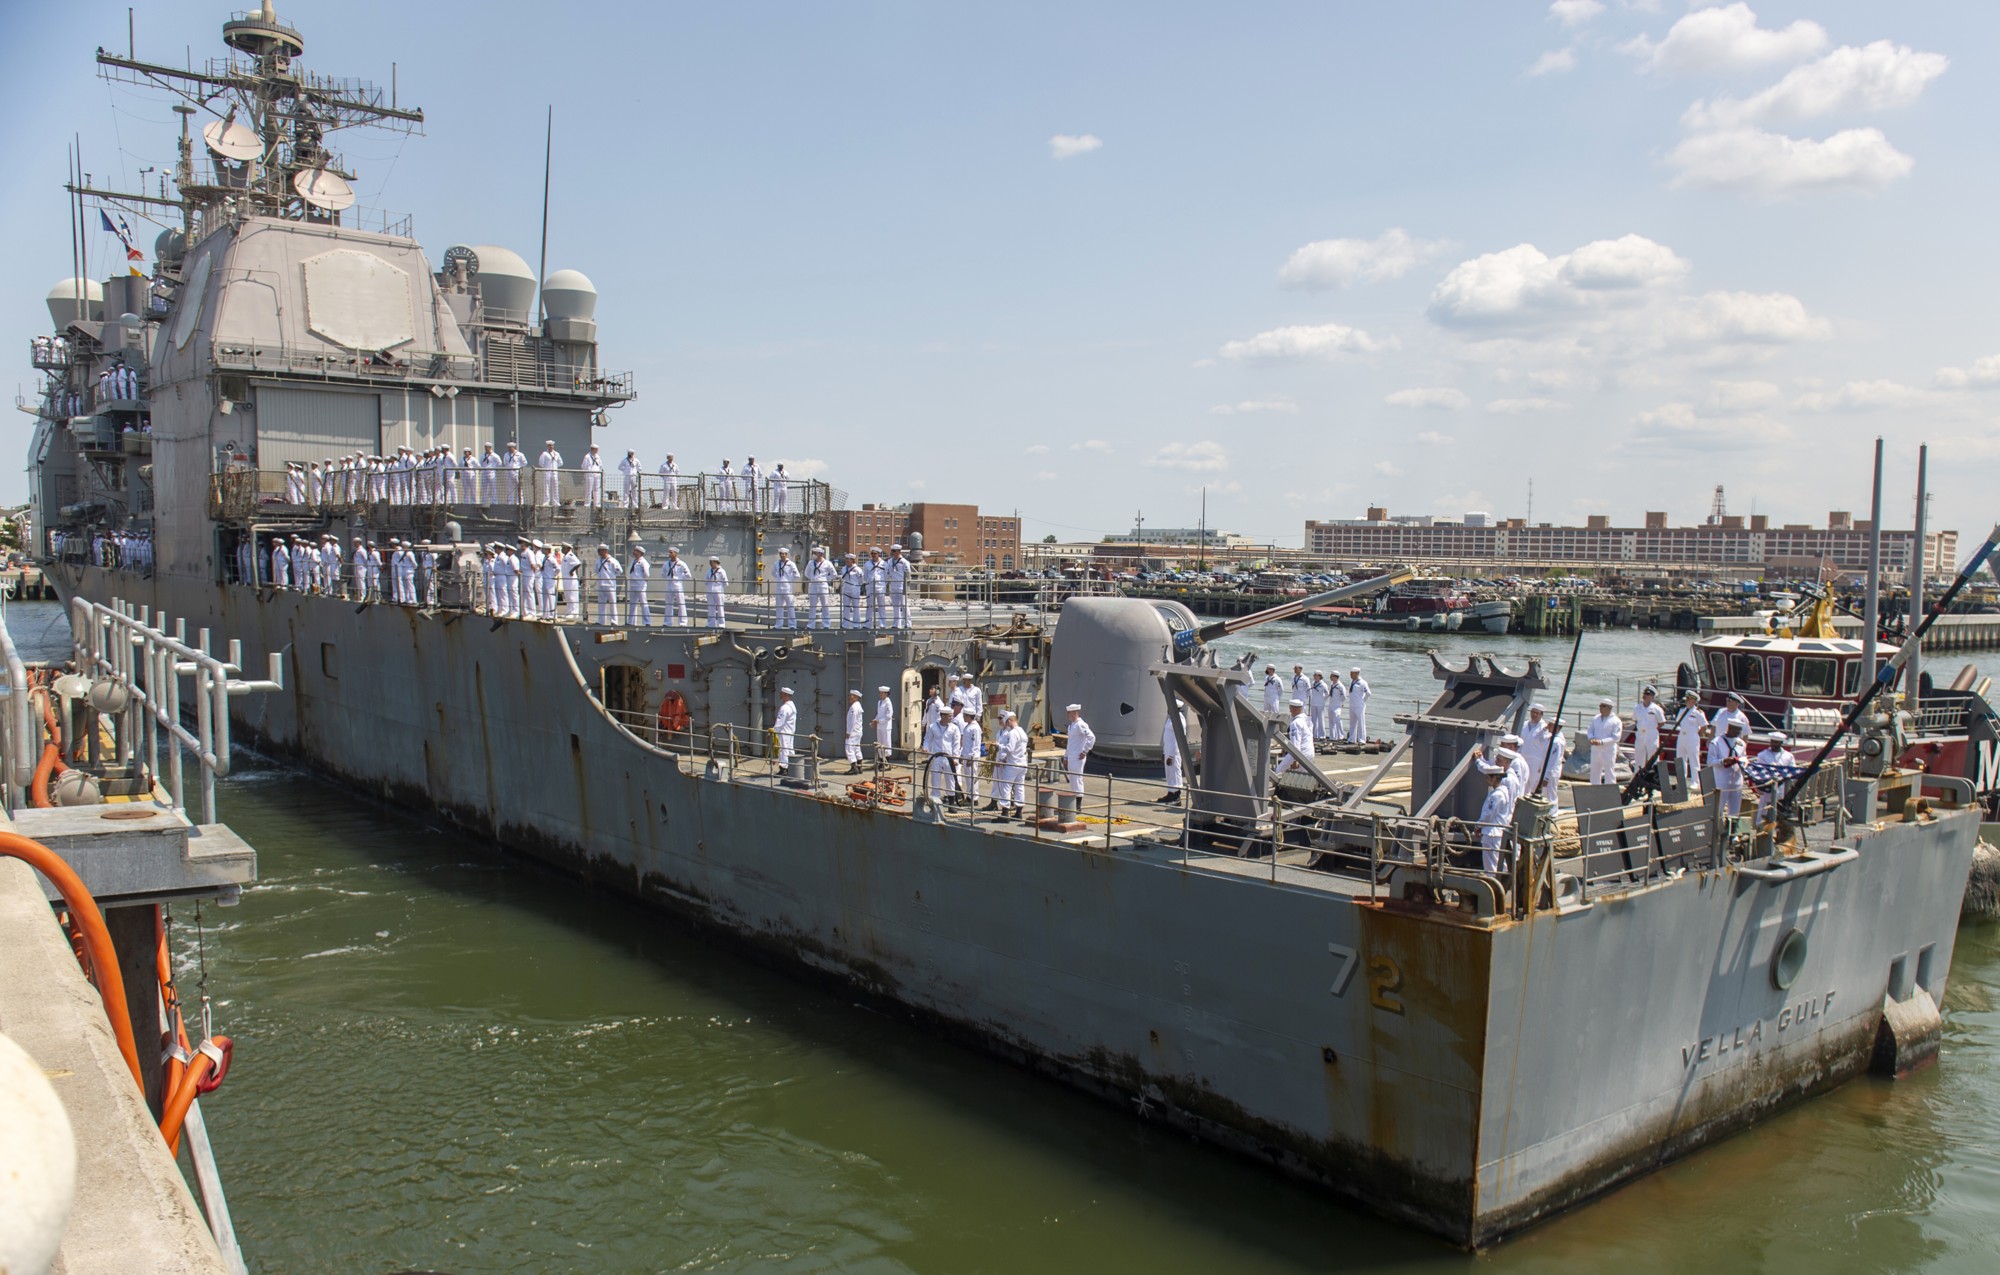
[[0, 857, 227, 1274]]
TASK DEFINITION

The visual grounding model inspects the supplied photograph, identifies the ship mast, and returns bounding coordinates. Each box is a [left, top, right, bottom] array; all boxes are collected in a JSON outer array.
[[75, 1, 423, 242]]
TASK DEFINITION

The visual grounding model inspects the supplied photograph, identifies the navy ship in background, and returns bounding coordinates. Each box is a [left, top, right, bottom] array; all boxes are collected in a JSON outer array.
[[22, 3, 1985, 1246]]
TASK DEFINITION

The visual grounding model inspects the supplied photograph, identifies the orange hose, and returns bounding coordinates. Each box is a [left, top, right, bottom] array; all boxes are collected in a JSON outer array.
[[28, 688, 69, 808], [158, 1044, 221, 1156], [0, 830, 143, 1092], [155, 907, 189, 1099]]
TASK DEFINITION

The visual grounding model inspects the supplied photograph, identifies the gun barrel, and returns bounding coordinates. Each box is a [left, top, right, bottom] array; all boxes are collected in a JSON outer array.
[[1178, 567, 1416, 650]]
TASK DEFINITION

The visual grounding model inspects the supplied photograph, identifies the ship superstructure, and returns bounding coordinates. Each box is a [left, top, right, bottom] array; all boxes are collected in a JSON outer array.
[[20, 4, 1987, 1248]]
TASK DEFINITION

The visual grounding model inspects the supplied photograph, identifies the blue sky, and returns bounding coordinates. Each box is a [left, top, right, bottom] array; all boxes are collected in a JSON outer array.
[[4, 1, 1994, 547]]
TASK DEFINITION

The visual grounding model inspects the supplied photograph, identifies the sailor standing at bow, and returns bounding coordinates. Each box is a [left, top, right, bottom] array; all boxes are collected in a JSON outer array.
[[804, 547, 835, 629], [1261, 666, 1282, 716], [1274, 699, 1313, 774], [593, 544, 622, 625], [1344, 669, 1371, 742], [771, 547, 800, 629], [1586, 698, 1622, 785], [1161, 697, 1187, 804], [874, 686, 896, 763], [661, 547, 691, 626], [992, 710, 1028, 817], [1673, 691, 1709, 787], [864, 548, 888, 628], [618, 450, 641, 508], [626, 546, 652, 627], [843, 690, 865, 772], [535, 440, 562, 506], [886, 544, 912, 628], [1632, 685, 1666, 779], [581, 444, 603, 506], [501, 442, 525, 503], [704, 556, 729, 628], [773, 687, 798, 772], [1062, 704, 1095, 798], [958, 703, 985, 807]]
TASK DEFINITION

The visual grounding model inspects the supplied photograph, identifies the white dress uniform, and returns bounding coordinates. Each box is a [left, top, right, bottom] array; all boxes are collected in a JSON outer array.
[[627, 552, 653, 626], [594, 553, 622, 625], [540, 549, 559, 619], [874, 690, 896, 761], [772, 554, 800, 629], [618, 453, 641, 507], [658, 457, 679, 507], [844, 698, 865, 765], [743, 460, 763, 512], [501, 446, 525, 503], [561, 549, 582, 619], [1632, 698, 1667, 773], [705, 562, 729, 627], [770, 465, 789, 514], [1261, 673, 1282, 716], [1162, 705, 1186, 796], [350, 543, 370, 599], [1756, 739, 1799, 821], [865, 556, 888, 627], [535, 446, 562, 505], [1674, 705, 1710, 785], [662, 555, 692, 626], [1323, 679, 1346, 741], [1274, 707, 1313, 774], [1064, 710, 1095, 796], [1345, 675, 1371, 742], [805, 553, 835, 628], [269, 542, 289, 588], [1711, 705, 1751, 743], [773, 695, 798, 769], [993, 719, 1029, 810], [886, 552, 912, 627], [477, 447, 499, 503], [1478, 773, 1515, 874], [958, 715, 984, 803], [841, 561, 865, 627], [1709, 733, 1746, 817], [1586, 709, 1623, 785], [393, 547, 417, 604], [582, 449, 603, 505], [521, 546, 545, 616], [927, 715, 959, 801], [1519, 718, 1566, 807], [1307, 679, 1329, 738]]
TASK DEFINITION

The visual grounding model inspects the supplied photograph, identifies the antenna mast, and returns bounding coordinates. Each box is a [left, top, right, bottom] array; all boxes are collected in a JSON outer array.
[[536, 105, 553, 324]]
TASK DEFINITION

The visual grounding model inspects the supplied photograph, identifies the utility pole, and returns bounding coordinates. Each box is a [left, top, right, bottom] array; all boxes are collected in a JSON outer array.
[[1134, 509, 1144, 541], [1198, 488, 1207, 571]]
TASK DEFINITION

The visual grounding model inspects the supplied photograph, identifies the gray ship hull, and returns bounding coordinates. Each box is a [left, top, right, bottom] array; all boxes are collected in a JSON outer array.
[[53, 565, 1979, 1245]]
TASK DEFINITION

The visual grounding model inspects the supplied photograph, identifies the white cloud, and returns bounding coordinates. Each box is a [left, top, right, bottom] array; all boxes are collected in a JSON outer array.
[[1685, 41, 1949, 129], [1385, 387, 1471, 410], [1185, 479, 1244, 497], [1219, 323, 1393, 362], [1935, 355, 2000, 389], [1036, 470, 1058, 481], [1529, 47, 1578, 77], [1703, 379, 1782, 412], [1665, 126, 1914, 196], [1632, 401, 1791, 450], [1049, 133, 1103, 160], [1791, 379, 1931, 412], [1277, 228, 1450, 290], [1486, 397, 1570, 415], [774, 457, 828, 479], [908, 478, 926, 490], [1144, 440, 1230, 472], [1549, 0, 1603, 27], [1667, 291, 1833, 345], [1416, 430, 1452, 446], [1070, 438, 1114, 454], [1209, 397, 1299, 415], [1024, 443, 1050, 455], [1374, 461, 1404, 478], [1625, 3, 1828, 76], [1427, 235, 1689, 327]]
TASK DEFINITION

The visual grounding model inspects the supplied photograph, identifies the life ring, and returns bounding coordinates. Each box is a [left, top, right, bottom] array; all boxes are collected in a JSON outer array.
[[657, 690, 692, 736]]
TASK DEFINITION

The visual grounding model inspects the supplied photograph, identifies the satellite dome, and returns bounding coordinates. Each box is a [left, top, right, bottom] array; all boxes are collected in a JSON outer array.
[[541, 269, 597, 321], [468, 244, 534, 319], [154, 228, 187, 270], [46, 278, 104, 328]]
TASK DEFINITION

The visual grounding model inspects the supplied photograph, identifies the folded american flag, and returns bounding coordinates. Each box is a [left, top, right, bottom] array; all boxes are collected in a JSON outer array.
[[1745, 760, 1805, 785]]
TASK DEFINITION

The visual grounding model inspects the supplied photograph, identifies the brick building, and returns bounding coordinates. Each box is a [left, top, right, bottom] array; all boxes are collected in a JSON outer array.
[[1301, 509, 1955, 577], [828, 502, 1021, 568]]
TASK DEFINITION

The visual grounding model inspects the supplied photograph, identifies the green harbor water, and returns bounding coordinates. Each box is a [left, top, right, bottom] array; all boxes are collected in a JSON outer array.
[[8, 604, 1997, 1272]]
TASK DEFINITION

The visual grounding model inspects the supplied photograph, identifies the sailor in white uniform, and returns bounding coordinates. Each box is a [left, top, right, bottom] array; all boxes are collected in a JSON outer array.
[[593, 544, 622, 625], [1476, 762, 1515, 874], [804, 547, 835, 629], [704, 556, 729, 628], [1586, 697, 1622, 785], [661, 548, 692, 626], [742, 457, 763, 512], [886, 544, 912, 628], [658, 453, 679, 508], [1261, 666, 1283, 716], [1322, 675, 1346, 742], [1632, 685, 1666, 778], [581, 445, 603, 506], [956, 673, 984, 724], [1345, 668, 1370, 742], [771, 547, 800, 629], [1519, 704, 1567, 809], [993, 710, 1028, 817], [1710, 693, 1752, 747], [1673, 691, 1710, 787], [626, 546, 653, 627], [958, 705, 985, 807], [558, 544, 581, 620], [773, 687, 798, 771], [1307, 674, 1329, 740], [769, 462, 790, 514], [1290, 665, 1309, 706], [864, 548, 888, 628], [843, 690, 865, 771], [350, 538, 370, 600], [925, 704, 957, 802], [839, 553, 865, 628], [618, 450, 641, 507], [1161, 697, 1187, 803], [1709, 722, 1748, 818], [873, 686, 896, 762], [501, 441, 525, 503], [535, 440, 563, 506], [1274, 699, 1313, 774], [1756, 730, 1798, 822], [477, 443, 500, 503], [1062, 704, 1095, 797], [269, 538, 290, 589]]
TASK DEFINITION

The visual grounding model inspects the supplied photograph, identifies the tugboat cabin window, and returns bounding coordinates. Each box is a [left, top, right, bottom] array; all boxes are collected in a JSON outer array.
[[1793, 657, 1837, 697], [1729, 652, 1765, 693], [1707, 651, 1729, 686]]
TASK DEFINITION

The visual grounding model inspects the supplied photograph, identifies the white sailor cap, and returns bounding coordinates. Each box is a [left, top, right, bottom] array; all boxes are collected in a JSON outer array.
[[847, 688, 861, 697], [949, 694, 965, 705], [959, 672, 974, 679], [1598, 697, 1615, 707], [1767, 730, 1789, 744], [777, 546, 790, 553], [1726, 691, 1745, 702], [709, 555, 720, 562], [778, 686, 794, 695], [1476, 759, 1506, 776], [890, 543, 903, 550], [1289, 698, 1305, 708], [1529, 703, 1547, 713], [1495, 746, 1520, 761], [1500, 733, 1522, 745], [1642, 684, 1658, 695], [1002, 709, 1017, 720], [1349, 667, 1361, 674], [1065, 703, 1083, 712], [877, 685, 891, 692], [811, 545, 825, 553]]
